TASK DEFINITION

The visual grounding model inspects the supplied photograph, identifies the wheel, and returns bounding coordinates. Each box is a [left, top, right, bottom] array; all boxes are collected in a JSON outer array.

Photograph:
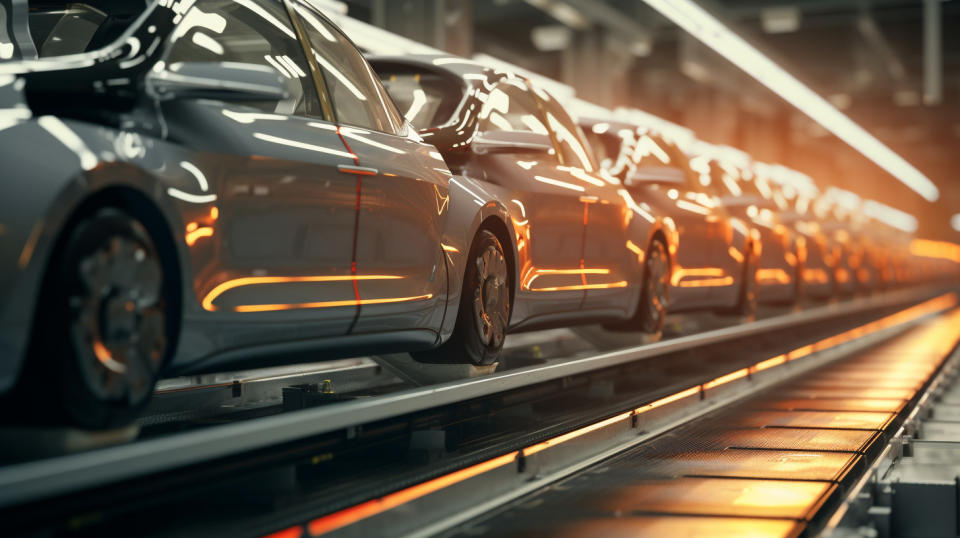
[[598, 237, 668, 342], [638, 238, 670, 336], [29, 208, 172, 429], [413, 229, 511, 366], [734, 245, 758, 318]]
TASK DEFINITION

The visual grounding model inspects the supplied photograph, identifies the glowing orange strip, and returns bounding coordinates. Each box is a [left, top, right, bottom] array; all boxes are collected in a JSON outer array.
[[636, 386, 702, 414], [295, 292, 958, 537], [803, 268, 830, 285], [753, 354, 787, 372], [756, 268, 792, 285], [910, 238, 960, 263], [441, 244, 459, 253], [264, 526, 303, 538], [306, 452, 519, 536], [233, 294, 433, 313], [787, 344, 814, 361], [524, 411, 633, 456], [202, 275, 404, 311], [530, 281, 629, 292], [671, 267, 725, 286], [728, 246, 744, 263], [677, 277, 734, 288], [185, 226, 213, 246], [522, 267, 611, 289], [702, 368, 749, 390]]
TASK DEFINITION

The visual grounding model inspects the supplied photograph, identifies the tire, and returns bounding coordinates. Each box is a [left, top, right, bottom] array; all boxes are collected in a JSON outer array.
[[638, 239, 670, 335], [413, 229, 511, 366], [26, 208, 172, 429], [603, 237, 668, 339]]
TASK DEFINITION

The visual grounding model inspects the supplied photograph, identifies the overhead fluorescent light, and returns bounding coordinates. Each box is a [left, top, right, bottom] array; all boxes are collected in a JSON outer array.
[[863, 200, 918, 233], [531, 25, 573, 51], [761, 7, 801, 34], [524, 0, 590, 30], [642, 0, 940, 202]]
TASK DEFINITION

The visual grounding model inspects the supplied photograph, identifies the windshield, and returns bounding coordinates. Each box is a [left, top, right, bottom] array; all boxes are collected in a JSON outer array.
[[0, 2, 144, 62], [375, 65, 464, 131]]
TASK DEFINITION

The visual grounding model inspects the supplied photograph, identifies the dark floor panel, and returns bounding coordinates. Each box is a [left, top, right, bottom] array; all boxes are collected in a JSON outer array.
[[774, 387, 916, 400], [808, 371, 930, 382], [728, 410, 894, 430], [645, 449, 861, 482], [789, 378, 923, 390], [586, 477, 835, 520], [746, 398, 906, 413], [714, 428, 877, 453], [464, 515, 803, 538]]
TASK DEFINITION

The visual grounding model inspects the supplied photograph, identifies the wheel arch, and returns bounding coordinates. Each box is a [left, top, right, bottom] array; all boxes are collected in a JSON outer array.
[[642, 218, 677, 286], [475, 215, 517, 313], [437, 179, 519, 343], [28, 184, 185, 369]]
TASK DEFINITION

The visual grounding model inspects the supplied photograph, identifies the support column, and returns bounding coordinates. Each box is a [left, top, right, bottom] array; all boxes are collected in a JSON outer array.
[[923, 0, 942, 105], [371, 0, 473, 56]]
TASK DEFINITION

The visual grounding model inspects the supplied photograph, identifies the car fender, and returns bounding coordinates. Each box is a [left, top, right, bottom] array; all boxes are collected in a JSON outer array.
[[436, 175, 517, 343], [0, 118, 190, 393]]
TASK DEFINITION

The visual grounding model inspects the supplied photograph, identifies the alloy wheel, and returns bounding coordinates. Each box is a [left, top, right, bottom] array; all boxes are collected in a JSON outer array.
[[69, 228, 167, 407], [472, 244, 509, 350]]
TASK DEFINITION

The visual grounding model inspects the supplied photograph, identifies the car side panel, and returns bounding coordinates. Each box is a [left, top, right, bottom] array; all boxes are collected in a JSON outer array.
[[346, 127, 450, 336]]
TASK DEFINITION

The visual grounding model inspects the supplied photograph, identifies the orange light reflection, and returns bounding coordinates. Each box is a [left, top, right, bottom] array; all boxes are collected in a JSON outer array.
[[203, 275, 404, 311], [757, 268, 792, 285], [185, 226, 214, 246], [306, 452, 519, 536]]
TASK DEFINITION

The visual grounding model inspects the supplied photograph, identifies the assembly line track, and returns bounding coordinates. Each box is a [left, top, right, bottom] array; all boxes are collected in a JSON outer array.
[[0, 286, 944, 509]]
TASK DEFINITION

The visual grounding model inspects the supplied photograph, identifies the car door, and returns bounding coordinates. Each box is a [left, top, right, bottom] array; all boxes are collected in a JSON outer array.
[[159, 0, 359, 342], [630, 134, 726, 309], [292, 2, 448, 335], [471, 79, 586, 317], [534, 89, 635, 315]]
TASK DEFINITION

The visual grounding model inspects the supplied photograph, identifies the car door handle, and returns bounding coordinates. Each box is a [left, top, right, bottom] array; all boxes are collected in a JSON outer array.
[[337, 164, 378, 176]]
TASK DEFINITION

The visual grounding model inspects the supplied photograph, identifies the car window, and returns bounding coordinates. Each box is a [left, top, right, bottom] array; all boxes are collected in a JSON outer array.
[[1, 2, 145, 61], [655, 137, 700, 190], [478, 79, 548, 135], [165, 0, 318, 116], [376, 66, 464, 131], [536, 90, 598, 172], [633, 133, 676, 169], [292, 3, 402, 133]]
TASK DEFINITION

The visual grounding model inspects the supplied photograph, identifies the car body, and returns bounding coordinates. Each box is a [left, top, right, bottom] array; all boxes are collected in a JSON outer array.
[[577, 118, 756, 316], [370, 55, 678, 337], [0, 0, 522, 427], [692, 155, 801, 306], [811, 197, 871, 295], [763, 181, 839, 300]]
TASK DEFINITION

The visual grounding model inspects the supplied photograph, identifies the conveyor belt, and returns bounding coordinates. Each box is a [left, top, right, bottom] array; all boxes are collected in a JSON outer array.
[[442, 308, 960, 538], [0, 289, 953, 537]]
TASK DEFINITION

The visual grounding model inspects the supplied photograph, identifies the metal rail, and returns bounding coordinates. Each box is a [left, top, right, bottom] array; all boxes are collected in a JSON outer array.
[[0, 286, 944, 509]]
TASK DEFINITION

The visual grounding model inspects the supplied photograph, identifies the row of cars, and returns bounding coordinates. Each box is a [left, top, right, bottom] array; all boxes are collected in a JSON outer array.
[[0, 0, 951, 428]]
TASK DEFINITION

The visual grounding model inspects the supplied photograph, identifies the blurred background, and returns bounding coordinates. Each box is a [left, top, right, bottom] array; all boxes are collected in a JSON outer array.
[[330, 0, 958, 241]]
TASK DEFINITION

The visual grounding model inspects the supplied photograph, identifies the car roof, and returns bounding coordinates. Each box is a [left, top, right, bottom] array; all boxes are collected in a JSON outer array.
[[367, 54, 495, 80]]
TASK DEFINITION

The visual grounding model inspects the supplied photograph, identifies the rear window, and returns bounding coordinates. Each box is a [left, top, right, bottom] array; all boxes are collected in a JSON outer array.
[[583, 129, 620, 167], [374, 64, 464, 131], [1, 2, 144, 62]]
